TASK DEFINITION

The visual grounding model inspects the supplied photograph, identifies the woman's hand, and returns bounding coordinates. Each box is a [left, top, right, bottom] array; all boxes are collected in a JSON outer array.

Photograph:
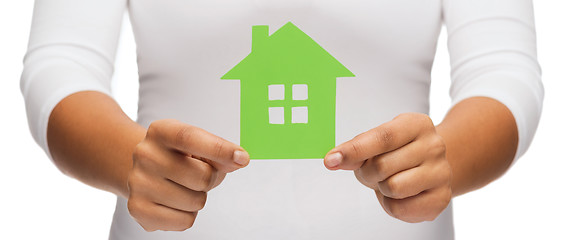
[[127, 119, 250, 232], [324, 113, 452, 223]]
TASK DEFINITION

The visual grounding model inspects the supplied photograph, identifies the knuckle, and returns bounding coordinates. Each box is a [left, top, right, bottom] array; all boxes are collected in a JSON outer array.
[[217, 165, 234, 174], [196, 165, 214, 191], [133, 143, 165, 170], [147, 119, 171, 138], [350, 140, 365, 159], [175, 127, 196, 146], [147, 122, 160, 135], [177, 213, 197, 231], [192, 192, 208, 211], [354, 169, 372, 188], [430, 158, 452, 186], [409, 113, 434, 132], [127, 170, 150, 195], [132, 142, 150, 161], [388, 201, 407, 220], [358, 166, 375, 184], [415, 112, 432, 123], [383, 177, 405, 199], [374, 159, 392, 180], [424, 189, 452, 223], [148, 120, 162, 129], [213, 137, 225, 160], [429, 135, 446, 156], [127, 197, 147, 220], [375, 127, 393, 148]]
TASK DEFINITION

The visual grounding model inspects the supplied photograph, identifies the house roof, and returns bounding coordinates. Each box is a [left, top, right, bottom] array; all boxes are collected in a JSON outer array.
[[222, 22, 354, 81]]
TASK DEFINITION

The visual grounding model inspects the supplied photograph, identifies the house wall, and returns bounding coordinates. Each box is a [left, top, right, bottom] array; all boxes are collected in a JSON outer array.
[[240, 77, 336, 159]]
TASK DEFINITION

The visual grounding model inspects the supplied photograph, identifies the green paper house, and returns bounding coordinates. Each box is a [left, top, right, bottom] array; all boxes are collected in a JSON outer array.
[[222, 22, 354, 159]]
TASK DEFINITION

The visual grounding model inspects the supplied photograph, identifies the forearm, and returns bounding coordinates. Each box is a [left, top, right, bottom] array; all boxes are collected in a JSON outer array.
[[436, 97, 518, 196], [47, 91, 146, 199]]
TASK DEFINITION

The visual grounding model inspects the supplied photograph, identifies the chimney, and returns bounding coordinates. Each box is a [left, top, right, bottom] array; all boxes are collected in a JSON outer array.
[[252, 25, 269, 52]]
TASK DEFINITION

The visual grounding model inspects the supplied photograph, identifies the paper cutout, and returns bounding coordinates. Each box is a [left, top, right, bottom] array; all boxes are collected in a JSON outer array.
[[222, 22, 354, 159]]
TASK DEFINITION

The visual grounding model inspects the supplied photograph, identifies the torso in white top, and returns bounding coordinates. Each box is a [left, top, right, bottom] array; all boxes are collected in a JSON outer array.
[[21, 0, 543, 239]]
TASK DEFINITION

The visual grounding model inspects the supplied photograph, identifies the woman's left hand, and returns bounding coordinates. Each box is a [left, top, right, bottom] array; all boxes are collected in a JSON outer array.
[[324, 113, 453, 223]]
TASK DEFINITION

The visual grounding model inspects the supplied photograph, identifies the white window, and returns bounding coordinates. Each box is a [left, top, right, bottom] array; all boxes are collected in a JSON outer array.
[[291, 107, 308, 124], [292, 84, 308, 100], [269, 107, 284, 124], [268, 84, 285, 100]]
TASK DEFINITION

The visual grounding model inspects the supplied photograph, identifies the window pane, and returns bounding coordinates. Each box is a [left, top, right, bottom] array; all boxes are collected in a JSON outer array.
[[291, 106, 308, 124], [292, 84, 308, 100], [269, 107, 284, 124], [268, 84, 285, 100]]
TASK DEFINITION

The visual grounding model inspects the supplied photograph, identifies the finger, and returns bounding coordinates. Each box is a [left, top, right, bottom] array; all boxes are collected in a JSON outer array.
[[377, 162, 450, 199], [376, 186, 452, 223], [129, 169, 208, 212], [325, 113, 432, 170], [134, 142, 223, 191], [128, 197, 199, 232], [357, 141, 427, 187], [149, 119, 250, 172], [152, 178, 208, 213], [163, 154, 222, 192]]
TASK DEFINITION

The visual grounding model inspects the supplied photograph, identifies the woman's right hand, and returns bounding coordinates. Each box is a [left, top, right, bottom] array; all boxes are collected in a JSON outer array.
[[127, 119, 250, 232]]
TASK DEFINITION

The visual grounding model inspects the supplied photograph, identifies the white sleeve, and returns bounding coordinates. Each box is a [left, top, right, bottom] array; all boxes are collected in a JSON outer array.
[[20, 0, 126, 157], [443, 0, 544, 161]]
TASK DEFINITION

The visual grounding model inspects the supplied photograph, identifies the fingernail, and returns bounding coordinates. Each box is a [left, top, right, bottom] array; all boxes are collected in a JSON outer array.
[[233, 150, 249, 166], [325, 152, 343, 168]]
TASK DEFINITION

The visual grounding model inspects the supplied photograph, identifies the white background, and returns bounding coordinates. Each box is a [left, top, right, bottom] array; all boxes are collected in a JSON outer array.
[[1, 1, 575, 239]]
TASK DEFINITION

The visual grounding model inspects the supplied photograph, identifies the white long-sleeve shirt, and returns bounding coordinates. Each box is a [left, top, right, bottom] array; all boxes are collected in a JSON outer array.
[[21, 0, 543, 239]]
